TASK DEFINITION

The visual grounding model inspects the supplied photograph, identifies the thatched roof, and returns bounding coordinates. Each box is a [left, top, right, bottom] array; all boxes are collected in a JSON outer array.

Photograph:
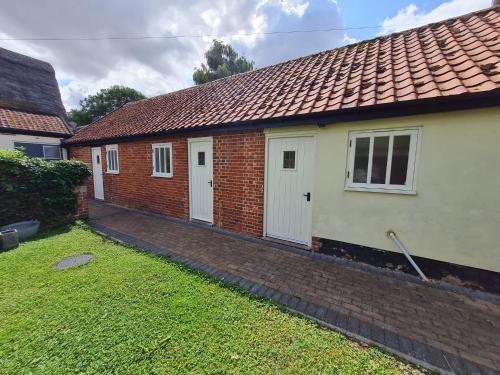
[[0, 47, 67, 119]]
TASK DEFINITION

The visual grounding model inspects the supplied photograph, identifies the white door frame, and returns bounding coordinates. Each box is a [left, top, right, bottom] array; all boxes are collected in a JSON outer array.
[[91, 146, 104, 200], [188, 136, 214, 223], [263, 130, 317, 247]]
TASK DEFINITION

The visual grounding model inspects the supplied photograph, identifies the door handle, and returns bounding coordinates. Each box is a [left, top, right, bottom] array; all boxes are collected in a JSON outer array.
[[303, 192, 311, 201], [208, 180, 213, 187]]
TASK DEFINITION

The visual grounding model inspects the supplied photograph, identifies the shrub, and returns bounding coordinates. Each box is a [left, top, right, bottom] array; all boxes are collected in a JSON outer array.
[[0, 149, 90, 228]]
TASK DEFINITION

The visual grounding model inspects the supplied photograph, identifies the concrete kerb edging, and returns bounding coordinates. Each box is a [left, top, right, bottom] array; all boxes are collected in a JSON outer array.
[[90, 200, 500, 306], [91, 223, 498, 375]]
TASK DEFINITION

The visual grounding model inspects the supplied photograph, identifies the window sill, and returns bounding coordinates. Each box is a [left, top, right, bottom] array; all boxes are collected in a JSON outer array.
[[106, 171, 119, 175], [151, 174, 173, 179], [344, 186, 417, 195]]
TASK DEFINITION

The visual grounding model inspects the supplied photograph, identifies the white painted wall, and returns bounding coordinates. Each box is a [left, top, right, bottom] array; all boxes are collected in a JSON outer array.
[[0, 132, 67, 159], [267, 107, 500, 273]]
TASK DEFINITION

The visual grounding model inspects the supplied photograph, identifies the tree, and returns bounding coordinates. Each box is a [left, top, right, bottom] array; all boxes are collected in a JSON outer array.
[[193, 40, 254, 85], [68, 85, 146, 126]]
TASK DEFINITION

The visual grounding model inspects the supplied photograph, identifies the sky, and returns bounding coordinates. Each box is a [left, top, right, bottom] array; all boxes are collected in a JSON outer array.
[[0, 0, 492, 111]]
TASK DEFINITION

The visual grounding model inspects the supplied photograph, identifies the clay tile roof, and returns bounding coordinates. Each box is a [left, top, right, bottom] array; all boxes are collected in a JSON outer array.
[[67, 6, 500, 145], [0, 108, 71, 136]]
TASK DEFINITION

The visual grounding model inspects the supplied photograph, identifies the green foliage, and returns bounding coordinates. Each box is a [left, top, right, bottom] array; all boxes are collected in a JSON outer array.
[[0, 227, 422, 374], [193, 40, 254, 85], [68, 85, 146, 126], [0, 149, 90, 228]]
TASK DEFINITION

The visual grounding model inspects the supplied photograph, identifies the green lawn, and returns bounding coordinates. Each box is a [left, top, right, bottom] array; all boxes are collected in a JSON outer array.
[[0, 225, 423, 374]]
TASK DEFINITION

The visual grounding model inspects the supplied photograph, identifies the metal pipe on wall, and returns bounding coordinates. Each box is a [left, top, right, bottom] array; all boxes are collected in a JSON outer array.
[[387, 230, 429, 282]]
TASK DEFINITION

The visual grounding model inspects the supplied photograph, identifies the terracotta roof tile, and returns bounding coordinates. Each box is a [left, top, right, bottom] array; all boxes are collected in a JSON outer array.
[[67, 7, 500, 145], [0, 107, 71, 135]]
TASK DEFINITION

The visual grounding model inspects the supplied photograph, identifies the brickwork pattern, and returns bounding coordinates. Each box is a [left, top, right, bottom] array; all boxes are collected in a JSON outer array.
[[69, 129, 265, 236], [69, 146, 93, 200], [213, 131, 265, 236], [75, 185, 89, 218]]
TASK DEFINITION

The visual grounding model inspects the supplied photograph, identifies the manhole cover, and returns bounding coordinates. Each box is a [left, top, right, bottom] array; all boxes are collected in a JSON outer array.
[[53, 254, 95, 269]]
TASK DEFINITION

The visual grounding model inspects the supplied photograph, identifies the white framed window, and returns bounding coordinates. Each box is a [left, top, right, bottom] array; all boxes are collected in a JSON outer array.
[[42, 145, 62, 160], [105, 144, 119, 174], [152, 143, 173, 178], [345, 128, 420, 194]]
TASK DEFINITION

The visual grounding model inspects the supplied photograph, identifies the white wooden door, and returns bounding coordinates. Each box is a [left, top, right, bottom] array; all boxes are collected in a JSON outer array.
[[91, 147, 104, 200], [189, 138, 213, 222], [266, 136, 315, 245]]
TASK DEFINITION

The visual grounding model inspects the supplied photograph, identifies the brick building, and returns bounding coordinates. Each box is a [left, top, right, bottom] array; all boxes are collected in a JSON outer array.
[[66, 7, 500, 281]]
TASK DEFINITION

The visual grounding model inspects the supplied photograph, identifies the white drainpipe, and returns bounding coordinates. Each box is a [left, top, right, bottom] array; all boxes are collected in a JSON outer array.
[[386, 230, 429, 282]]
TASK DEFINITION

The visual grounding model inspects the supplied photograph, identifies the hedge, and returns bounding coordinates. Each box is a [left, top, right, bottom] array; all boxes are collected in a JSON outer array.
[[0, 149, 90, 228]]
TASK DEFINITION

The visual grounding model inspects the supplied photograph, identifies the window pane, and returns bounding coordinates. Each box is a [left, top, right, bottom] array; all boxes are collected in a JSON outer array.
[[160, 147, 165, 173], [43, 145, 61, 160], [198, 151, 205, 166], [14, 142, 44, 158], [283, 150, 295, 169], [390, 135, 411, 185], [154, 148, 160, 173], [112, 151, 117, 170], [353, 137, 370, 183], [166, 147, 171, 173], [370, 136, 389, 184]]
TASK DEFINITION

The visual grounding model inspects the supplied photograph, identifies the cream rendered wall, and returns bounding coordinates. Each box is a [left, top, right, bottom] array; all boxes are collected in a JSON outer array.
[[266, 107, 500, 272], [0, 132, 67, 159]]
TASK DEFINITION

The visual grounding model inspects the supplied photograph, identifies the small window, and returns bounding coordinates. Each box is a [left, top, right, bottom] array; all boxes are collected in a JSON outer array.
[[43, 145, 62, 160], [197, 151, 205, 166], [283, 150, 296, 169], [346, 128, 420, 194], [105, 144, 119, 174], [152, 143, 172, 177]]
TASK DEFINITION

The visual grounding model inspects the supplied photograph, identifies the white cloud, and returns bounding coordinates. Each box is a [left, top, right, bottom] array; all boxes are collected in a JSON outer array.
[[0, 0, 346, 110], [380, 0, 491, 35]]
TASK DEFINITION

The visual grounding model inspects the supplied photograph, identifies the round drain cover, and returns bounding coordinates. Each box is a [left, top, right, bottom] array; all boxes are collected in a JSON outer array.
[[53, 254, 95, 269]]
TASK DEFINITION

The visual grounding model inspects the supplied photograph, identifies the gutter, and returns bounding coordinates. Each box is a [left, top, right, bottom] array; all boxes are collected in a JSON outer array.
[[0, 127, 72, 138]]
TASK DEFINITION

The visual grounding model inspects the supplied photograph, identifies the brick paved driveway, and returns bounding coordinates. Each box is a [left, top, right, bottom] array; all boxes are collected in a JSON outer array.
[[89, 201, 500, 374]]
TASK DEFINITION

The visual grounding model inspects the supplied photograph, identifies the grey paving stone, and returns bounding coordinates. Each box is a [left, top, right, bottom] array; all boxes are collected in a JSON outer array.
[[295, 300, 308, 313], [347, 316, 360, 335], [249, 283, 260, 293], [264, 288, 276, 299], [425, 348, 450, 372], [397, 335, 414, 357], [336, 312, 349, 331], [325, 309, 338, 325], [370, 325, 385, 344], [314, 306, 328, 321], [444, 353, 466, 375], [271, 291, 284, 303], [411, 341, 431, 363], [384, 330, 400, 351], [286, 296, 300, 309], [358, 320, 371, 338], [278, 293, 290, 305]]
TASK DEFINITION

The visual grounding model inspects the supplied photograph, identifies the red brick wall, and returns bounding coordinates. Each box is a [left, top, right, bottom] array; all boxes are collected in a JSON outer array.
[[100, 136, 189, 219], [69, 146, 93, 200], [75, 185, 89, 218], [68, 130, 265, 236], [213, 131, 265, 236]]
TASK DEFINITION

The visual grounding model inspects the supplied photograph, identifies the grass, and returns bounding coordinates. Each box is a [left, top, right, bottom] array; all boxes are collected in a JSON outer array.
[[0, 225, 424, 374]]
